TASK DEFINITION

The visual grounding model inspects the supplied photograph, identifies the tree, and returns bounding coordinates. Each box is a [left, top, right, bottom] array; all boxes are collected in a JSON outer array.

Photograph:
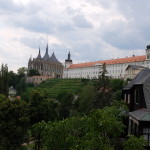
[[111, 78, 124, 92], [28, 69, 40, 77], [124, 135, 146, 150], [0, 99, 30, 150], [112, 90, 122, 101], [16, 77, 27, 95], [38, 104, 125, 150], [59, 93, 74, 119], [8, 71, 18, 88], [32, 121, 47, 150], [29, 90, 59, 125], [0, 64, 8, 96], [77, 85, 95, 115], [94, 63, 112, 109], [17, 67, 27, 78]]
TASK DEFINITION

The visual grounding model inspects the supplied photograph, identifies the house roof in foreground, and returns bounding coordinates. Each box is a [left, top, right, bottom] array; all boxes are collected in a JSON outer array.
[[129, 109, 150, 121], [124, 69, 150, 109], [126, 65, 148, 70], [124, 69, 150, 90]]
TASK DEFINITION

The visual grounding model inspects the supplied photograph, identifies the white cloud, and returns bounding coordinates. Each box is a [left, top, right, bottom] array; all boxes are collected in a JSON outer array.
[[0, 0, 150, 71]]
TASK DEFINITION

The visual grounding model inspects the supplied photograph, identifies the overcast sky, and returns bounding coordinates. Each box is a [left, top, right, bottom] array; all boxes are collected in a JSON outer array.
[[0, 0, 150, 71]]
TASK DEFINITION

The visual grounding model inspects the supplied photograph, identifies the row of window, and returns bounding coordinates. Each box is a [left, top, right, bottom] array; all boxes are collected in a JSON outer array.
[[66, 71, 99, 76], [108, 61, 150, 68]]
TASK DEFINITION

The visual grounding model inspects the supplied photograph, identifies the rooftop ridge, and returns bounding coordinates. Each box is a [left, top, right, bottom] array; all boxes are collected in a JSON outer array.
[[68, 55, 146, 69]]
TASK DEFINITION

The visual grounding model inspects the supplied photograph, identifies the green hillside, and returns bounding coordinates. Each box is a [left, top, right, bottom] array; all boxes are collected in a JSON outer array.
[[36, 78, 86, 98], [22, 79, 88, 99]]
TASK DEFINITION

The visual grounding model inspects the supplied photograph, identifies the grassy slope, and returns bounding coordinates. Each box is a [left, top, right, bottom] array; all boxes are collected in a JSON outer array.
[[36, 78, 85, 98]]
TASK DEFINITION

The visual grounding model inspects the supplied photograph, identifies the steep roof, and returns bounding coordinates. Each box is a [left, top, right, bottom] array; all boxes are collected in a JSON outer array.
[[36, 48, 42, 59], [126, 65, 148, 70], [68, 55, 146, 69], [124, 69, 150, 109], [129, 109, 150, 121], [50, 52, 58, 62], [123, 69, 150, 90], [43, 43, 50, 61]]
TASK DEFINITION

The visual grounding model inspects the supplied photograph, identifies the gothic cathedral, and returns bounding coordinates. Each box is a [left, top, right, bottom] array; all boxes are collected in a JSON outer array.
[[28, 44, 63, 78]]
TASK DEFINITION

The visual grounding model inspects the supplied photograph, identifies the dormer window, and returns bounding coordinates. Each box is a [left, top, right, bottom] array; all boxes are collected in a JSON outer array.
[[134, 89, 140, 104]]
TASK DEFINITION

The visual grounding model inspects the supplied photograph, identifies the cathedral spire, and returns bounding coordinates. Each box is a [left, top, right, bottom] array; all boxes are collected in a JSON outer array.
[[36, 47, 42, 59], [50, 52, 58, 62], [43, 43, 50, 61]]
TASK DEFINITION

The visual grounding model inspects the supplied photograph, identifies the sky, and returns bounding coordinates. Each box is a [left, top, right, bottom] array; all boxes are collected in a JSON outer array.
[[0, 0, 150, 72]]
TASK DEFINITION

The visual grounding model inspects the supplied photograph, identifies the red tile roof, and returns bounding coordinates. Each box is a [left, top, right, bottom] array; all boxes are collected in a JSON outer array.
[[68, 55, 146, 69]]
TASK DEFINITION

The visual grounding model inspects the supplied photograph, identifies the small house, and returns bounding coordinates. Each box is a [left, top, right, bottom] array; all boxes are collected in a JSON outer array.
[[122, 69, 150, 147]]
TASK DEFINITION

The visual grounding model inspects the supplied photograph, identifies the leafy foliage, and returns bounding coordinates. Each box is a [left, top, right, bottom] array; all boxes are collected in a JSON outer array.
[[0, 99, 30, 150], [94, 63, 112, 109], [110, 78, 124, 92], [77, 85, 95, 115], [0, 64, 8, 96], [59, 93, 74, 119], [28, 69, 40, 77], [112, 90, 122, 101], [36, 104, 125, 150], [29, 90, 59, 125], [8, 71, 18, 88], [17, 67, 27, 78], [124, 135, 147, 150]]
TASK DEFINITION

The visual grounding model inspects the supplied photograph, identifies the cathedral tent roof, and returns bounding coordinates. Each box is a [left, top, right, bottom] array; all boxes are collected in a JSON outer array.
[[36, 48, 42, 59], [50, 52, 58, 62], [43, 43, 50, 61]]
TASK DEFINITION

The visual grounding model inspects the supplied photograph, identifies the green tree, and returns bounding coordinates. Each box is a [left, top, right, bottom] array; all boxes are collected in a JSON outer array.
[[111, 78, 124, 92], [0, 99, 30, 150], [16, 78, 27, 95], [77, 85, 95, 115], [38, 104, 125, 150], [124, 135, 146, 150], [29, 90, 59, 125], [8, 71, 18, 88], [59, 93, 74, 119], [94, 63, 112, 109], [17, 67, 27, 78], [0, 64, 8, 96], [32, 121, 47, 150], [28, 69, 40, 77], [112, 90, 122, 101], [0, 94, 7, 103]]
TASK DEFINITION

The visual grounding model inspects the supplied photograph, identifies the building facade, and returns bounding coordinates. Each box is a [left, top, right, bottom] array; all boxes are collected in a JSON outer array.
[[64, 45, 150, 79], [26, 75, 53, 86], [125, 65, 148, 80], [122, 69, 150, 147], [28, 44, 64, 78]]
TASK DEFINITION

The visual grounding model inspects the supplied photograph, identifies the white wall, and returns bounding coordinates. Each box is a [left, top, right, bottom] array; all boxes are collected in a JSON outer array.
[[63, 60, 150, 79]]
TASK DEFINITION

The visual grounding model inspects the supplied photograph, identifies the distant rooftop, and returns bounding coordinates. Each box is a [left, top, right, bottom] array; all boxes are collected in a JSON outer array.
[[68, 55, 146, 69]]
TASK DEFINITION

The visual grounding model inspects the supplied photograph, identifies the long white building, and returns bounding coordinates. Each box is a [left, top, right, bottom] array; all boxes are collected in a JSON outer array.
[[63, 45, 150, 79]]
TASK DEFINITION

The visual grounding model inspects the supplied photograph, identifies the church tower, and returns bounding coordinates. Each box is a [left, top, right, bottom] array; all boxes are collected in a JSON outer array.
[[146, 45, 150, 60], [65, 52, 72, 68]]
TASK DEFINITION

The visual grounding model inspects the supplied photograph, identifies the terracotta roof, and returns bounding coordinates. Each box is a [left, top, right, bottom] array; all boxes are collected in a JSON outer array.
[[68, 55, 146, 69], [30, 76, 53, 78]]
